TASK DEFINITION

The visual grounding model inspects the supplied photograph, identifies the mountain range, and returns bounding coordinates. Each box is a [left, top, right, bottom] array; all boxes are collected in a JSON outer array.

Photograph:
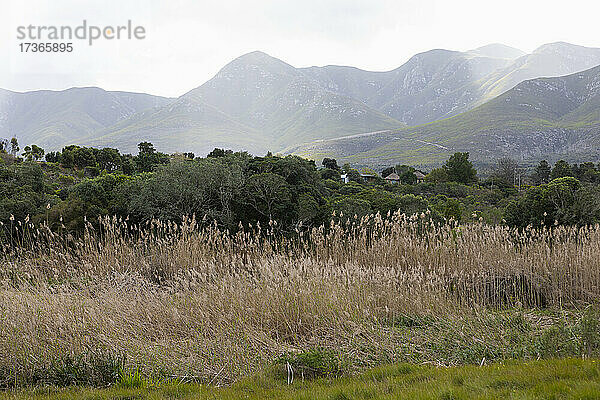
[[1, 41, 600, 167], [0, 87, 171, 150], [289, 64, 600, 168]]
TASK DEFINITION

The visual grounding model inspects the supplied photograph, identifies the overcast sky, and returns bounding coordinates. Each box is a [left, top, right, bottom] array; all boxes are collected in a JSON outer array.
[[2, 0, 600, 97]]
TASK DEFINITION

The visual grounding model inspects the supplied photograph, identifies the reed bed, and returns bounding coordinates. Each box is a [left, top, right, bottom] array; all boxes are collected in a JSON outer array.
[[1, 212, 599, 387]]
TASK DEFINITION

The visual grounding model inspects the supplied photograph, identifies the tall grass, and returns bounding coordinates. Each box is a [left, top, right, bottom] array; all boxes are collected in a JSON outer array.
[[1, 213, 599, 387]]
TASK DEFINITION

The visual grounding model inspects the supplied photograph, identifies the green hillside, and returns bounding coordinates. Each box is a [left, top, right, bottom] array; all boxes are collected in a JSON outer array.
[[289, 65, 600, 169], [0, 87, 172, 150]]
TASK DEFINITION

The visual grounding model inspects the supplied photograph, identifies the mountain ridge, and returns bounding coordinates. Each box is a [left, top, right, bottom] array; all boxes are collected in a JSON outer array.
[[0, 87, 173, 150], [2, 42, 600, 163], [288, 64, 600, 168]]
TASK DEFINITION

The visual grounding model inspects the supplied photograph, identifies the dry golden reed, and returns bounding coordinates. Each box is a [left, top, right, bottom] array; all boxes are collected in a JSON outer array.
[[0, 212, 599, 386]]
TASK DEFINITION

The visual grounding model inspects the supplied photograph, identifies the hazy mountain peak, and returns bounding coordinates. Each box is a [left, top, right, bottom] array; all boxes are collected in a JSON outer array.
[[468, 43, 526, 59], [226, 50, 293, 70], [532, 41, 594, 54], [407, 48, 460, 63]]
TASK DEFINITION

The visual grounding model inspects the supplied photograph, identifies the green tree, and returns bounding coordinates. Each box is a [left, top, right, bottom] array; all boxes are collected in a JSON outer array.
[[578, 162, 598, 183], [296, 193, 321, 225], [0, 161, 49, 225], [551, 160, 573, 180], [322, 158, 340, 170], [425, 168, 449, 183], [135, 142, 169, 173], [45, 151, 60, 163], [346, 169, 363, 183], [443, 152, 477, 184], [320, 168, 341, 181], [504, 176, 599, 227], [10, 138, 19, 156], [244, 173, 292, 223], [22, 144, 44, 161], [48, 173, 134, 231], [532, 160, 551, 185], [493, 157, 518, 187], [121, 155, 136, 175], [73, 147, 96, 168], [331, 198, 372, 222], [399, 170, 417, 185], [207, 148, 233, 158], [129, 159, 243, 226], [432, 195, 462, 222], [381, 166, 395, 178], [138, 142, 156, 155], [96, 148, 122, 172], [504, 186, 552, 228]]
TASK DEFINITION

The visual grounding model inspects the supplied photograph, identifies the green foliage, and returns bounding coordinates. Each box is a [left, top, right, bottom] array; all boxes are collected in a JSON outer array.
[[117, 368, 146, 389], [443, 152, 477, 184], [432, 195, 463, 222], [381, 166, 395, 178], [425, 167, 449, 183], [0, 351, 123, 388], [504, 176, 600, 227], [331, 198, 372, 221], [320, 168, 340, 181], [579, 307, 600, 357], [22, 144, 45, 161], [532, 160, 551, 185], [5, 359, 600, 399], [244, 173, 293, 223], [338, 182, 363, 195], [207, 148, 233, 158], [0, 138, 8, 153], [128, 159, 242, 225], [322, 157, 340, 170], [275, 348, 343, 379], [551, 160, 573, 180], [135, 142, 169, 172], [346, 169, 362, 183], [46, 145, 126, 173], [399, 169, 417, 185], [0, 161, 50, 224], [3, 140, 600, 237], [10, 137, 19, 155], [536, 324, 580, 358]]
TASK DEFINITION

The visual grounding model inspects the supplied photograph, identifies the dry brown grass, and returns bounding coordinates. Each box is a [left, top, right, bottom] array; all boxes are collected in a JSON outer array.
[[1, 213, 599, 387]]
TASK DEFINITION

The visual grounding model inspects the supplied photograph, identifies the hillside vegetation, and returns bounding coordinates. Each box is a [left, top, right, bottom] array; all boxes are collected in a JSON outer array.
[[0, 87, 171, 150], [290, 64, 600, 169]]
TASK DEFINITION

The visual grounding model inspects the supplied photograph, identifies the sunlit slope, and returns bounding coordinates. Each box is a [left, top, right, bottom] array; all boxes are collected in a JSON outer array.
[[289, 65, 600, 168]]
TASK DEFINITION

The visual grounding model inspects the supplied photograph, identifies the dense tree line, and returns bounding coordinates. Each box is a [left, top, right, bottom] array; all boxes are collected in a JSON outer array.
[[1, 141, 600, 235]]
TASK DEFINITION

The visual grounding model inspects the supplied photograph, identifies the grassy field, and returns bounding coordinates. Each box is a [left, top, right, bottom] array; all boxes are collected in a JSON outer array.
[[2, 359, 599, 399], [1, 214, 600, 389]]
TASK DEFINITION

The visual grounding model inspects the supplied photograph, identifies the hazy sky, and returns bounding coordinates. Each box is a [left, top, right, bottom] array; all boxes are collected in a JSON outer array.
[[2, 0, 600, 97]]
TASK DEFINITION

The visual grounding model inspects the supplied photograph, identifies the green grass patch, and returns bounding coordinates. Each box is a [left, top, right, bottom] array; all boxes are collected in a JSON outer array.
[[2, 358, 599, 399]]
